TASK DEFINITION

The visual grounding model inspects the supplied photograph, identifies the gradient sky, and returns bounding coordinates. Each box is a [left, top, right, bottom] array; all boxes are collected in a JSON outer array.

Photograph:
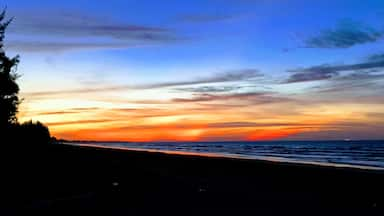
[[4, 0, 384, 141]]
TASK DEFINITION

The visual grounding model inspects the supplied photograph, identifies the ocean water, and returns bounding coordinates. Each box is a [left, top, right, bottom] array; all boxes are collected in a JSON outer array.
[[68, 140, 384, 170]]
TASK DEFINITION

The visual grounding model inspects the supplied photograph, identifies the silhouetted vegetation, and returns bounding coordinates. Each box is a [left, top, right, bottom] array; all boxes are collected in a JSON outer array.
[[17, 120, 51, 144], [0, 10, 19, 130], [0, 10, 51, 146]]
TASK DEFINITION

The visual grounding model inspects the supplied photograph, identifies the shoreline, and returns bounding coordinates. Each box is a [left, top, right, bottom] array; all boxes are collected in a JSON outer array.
[[68, 142, 384, 171]]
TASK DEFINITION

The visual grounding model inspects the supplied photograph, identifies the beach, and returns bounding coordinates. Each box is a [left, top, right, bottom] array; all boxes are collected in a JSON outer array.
[[1, 143, 383, 215]]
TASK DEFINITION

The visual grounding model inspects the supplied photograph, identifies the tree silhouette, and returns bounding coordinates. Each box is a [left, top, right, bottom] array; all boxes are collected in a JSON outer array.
[[0, 10, 20, 129], [0, 10, 52, 146]]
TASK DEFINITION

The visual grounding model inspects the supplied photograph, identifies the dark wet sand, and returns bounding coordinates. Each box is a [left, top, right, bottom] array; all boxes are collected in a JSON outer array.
[[1, 144, 383, 215]]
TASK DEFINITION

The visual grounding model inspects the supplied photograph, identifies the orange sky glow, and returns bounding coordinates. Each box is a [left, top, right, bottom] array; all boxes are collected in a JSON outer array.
[[18, 88, 382, 141]]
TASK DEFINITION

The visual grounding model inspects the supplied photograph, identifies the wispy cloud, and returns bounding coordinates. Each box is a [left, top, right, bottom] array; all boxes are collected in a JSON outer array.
[[285, 121, 384, 140], [174, 86, 242, 93], [312, 70, 384, 93], [304, 21, 383, 48], [34, 107, 101, 116], [284, 56, 384, 83], [47, 119, 114, 126], [37, 111, 77, 115], [144, 69, 262, 88], [173, 92, 264, 102], [8, 9, 183, 52], [98, 121, 311, 130], [285, 65, 340, 83], [11, 10, 171, 38], [172, 92, 292, 104], [206, 122, 302, 128], [7, 41, 141, 52], [366, 112, 384, 119], [24, 69, 262, 97], [367, 53, 384, 62]]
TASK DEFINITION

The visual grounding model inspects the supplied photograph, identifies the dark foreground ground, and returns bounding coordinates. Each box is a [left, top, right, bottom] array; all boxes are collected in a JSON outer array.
[[1, 144, 384, 215]]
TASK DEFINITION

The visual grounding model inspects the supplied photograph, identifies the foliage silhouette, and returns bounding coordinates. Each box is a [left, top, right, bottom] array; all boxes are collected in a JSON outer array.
[[18, 120, 51, 145], [0, 10, 20, 129], [0, 10, 51, 145]]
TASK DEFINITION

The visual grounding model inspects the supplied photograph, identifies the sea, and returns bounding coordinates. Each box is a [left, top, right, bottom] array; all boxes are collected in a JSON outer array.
[[67, 140, 384, 170]]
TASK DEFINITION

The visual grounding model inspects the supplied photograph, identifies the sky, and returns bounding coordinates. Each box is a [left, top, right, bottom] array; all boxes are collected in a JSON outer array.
[[3, 0, 384, 141]]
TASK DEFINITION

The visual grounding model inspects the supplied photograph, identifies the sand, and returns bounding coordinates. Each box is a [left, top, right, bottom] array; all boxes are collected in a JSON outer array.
[[1, 143, 383, 215]]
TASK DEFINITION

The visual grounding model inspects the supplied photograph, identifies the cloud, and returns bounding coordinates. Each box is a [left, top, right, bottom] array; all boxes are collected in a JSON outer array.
[[172, 92, 291, 104], [285, 65, 340, 83], [47, 119, 114, 126], [174, 86, 242, 93], [143, 69, 262, 88], [31, 107, 101, 116], [11, 10, 170, 39], [366, 112, 384, 119], [304, 21, 383, 48], [24, 69, 262, 97], [312, 70, 384, 93], [207, 122, 301, 128], [173, 92, 264, 102], [36, 111, 77, 115], [285, 121, 384, 140], [111, 121, 308, 131], [285, 58, 384, 83], [6, 41, 139, 52], [8, 9, 182, 52], [367, 53, 384, 62]]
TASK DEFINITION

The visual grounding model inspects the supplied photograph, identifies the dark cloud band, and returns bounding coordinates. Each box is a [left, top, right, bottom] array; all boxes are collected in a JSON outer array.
[[304, 21, 383, 48], [285, 56, 384, 83]]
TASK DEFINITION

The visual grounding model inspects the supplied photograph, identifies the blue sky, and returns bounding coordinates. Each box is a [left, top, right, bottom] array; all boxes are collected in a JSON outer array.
[[4, 0, 384, 141]]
